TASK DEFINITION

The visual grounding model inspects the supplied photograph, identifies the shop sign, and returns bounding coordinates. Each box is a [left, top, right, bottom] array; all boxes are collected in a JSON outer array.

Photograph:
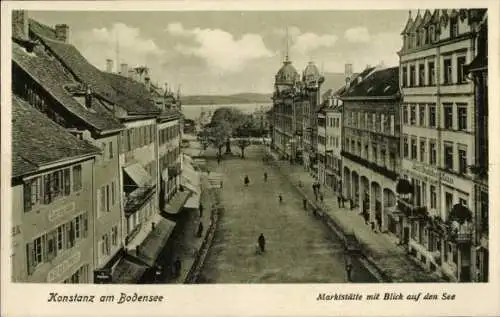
[[94, 269, 112, 284], [47, 252, 81, 282], [411, 163, 454, 185]]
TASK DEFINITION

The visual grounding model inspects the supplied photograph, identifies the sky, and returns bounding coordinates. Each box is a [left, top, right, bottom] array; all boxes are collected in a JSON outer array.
[[29, 10, 412, 95]]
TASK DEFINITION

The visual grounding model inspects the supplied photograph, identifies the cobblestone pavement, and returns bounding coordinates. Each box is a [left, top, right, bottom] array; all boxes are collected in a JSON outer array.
[[199, 146, 378, 283], [267, 148, 445, 283]]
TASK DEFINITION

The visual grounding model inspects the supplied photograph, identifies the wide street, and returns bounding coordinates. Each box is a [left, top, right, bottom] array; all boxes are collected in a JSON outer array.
[[199, 145, 378, 283]]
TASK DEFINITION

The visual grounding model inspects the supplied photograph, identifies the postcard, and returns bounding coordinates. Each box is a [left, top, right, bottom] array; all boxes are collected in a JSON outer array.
[[1, 0, 499, 316]]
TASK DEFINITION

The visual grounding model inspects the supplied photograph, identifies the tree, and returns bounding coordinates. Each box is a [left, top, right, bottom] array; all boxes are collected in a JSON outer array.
[[234, 115, 260, 158], [208, 120, 232, 157], [209, 107, 246, 154]]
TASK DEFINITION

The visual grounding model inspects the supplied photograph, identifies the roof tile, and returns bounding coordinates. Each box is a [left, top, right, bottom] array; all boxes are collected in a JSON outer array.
[[12, 95, 100, 178], [342, 67, 400, 98]]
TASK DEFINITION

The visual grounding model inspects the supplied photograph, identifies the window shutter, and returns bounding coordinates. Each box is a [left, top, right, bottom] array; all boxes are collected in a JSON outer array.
[[24, 182, 32, 212], [64, 169, 71, 195], [96, 188, 101, 217], [106, 185, 110, 212], [46, 230, 56, 261], [111, 182, 115, 206], [69, 222, 75, 247], [83, 214, 88, 238], [26, 242, 34, 275]]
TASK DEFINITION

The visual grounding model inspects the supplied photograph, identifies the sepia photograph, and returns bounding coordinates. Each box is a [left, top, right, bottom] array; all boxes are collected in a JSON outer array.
[[1, 1, 499, 316]]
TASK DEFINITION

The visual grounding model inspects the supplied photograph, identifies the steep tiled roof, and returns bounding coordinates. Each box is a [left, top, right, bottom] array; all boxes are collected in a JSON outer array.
[[35, 37, 117, 102], [342, 67, 400, 99], [29, 19, 160, 116], [12, 95, 100, 178], [12, 42, 124, 132], [102, 72, 161, 115], [28, 19, 57, 40], [335, 68, 374, 96]]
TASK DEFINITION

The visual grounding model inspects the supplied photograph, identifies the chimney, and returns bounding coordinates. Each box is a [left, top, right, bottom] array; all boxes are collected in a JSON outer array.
[[344, 63, 353, 80], [55, 24, 69, 43], [120, 63, 128, 76], [345, 77, 351, 90], [164, 83, 169, 94], [106, 59, 113, 73], [12, 10, 29, 40], [85, 85, 93, 109]]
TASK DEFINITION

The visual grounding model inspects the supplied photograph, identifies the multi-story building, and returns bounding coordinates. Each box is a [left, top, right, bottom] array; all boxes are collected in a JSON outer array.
[[398, 9, 487, 282], [341, 66, 400, 233], [11, 95, 100, 283], [13, 11, 128, 283], [272, 55, 302, 161], [303, 62, 324, 175], [464, 12, 488, 282]]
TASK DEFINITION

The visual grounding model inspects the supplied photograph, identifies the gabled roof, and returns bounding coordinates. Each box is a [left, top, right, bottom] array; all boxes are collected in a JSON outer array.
[[12, 95, 100, 178], [421, 9, 433, 27], [29, 19, 57, 40], [102, 72, 161, 115], [12, 41, 124, 133], [335, 68, 374, 96], [341, 67, 400, 99], [410, 11, 423, 32], [401, 15, 414, 35]]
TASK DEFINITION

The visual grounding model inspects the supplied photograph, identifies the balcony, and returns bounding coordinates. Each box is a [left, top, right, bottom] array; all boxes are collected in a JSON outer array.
[[397, 198, 429, 220], [124, 185, 156, 216]]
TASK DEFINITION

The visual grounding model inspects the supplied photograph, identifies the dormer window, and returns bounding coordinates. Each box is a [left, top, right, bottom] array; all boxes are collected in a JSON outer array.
[[416, 31, 421, 46], [428, 26, 435, 43]]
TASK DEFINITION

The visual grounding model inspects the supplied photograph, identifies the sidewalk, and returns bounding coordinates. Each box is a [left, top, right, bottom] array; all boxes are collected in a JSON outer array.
[[267, 149, 444, 283], [168, 174, 218, 283]]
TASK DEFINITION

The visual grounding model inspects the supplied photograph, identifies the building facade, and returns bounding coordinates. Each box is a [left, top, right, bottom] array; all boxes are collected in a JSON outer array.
[[465, 12, 488, 282], [341, 66, 400, 233], [398, 9, 487, 282], [11, 96, 100, 283]]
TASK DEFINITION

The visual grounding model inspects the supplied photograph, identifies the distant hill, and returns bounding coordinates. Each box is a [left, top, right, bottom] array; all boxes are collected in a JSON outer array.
[[182, 93, 273, 105]]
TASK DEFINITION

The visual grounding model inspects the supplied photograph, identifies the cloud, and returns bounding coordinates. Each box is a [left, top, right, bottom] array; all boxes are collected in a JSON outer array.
[[344, 26, 371, 43], [166, 22, 274, 73], [73, 23, 164, 72], [292, 32, 338, 55]]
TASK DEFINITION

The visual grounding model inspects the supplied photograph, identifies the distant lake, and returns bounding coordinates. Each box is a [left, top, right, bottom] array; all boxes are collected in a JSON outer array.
[[181, 103, 273, 122]]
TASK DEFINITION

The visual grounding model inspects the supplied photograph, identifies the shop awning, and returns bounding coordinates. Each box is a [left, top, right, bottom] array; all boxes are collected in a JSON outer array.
[[163, 190, 192, 215], [124, 163, 152, 187], [112, 256, 148, 284], [137, 216, 177, 267]]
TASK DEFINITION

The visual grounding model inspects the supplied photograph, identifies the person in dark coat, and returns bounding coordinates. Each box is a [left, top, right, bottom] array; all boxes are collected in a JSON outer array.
[[199, 204, 203, 218], [174, 258, 182, 278], [278, 194, 283, 204], [258, 233, 266, 253], [244, 175, 250, 186], [319, 193, 324, 203], [337, 195, 342, 208], [303, 198, 308, 210], [264, 172, 268, 182], [197, 222, 204, 237]]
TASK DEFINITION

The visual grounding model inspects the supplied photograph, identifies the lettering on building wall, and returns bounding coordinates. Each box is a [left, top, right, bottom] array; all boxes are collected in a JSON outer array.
[[412, 163, 454, 185], [48, 203, 76, 222], [46, 252, 81, 282]]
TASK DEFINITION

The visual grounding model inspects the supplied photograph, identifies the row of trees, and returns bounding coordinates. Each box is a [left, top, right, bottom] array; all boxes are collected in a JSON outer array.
[[197, 107, 268, 158]]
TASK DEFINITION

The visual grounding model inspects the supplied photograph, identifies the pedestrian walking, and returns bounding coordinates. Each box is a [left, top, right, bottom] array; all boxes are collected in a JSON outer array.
[[350, 199, 354, 210], [303, 198, 308, 210], [264, 172, 268, 182], [314, 192, 318, 201], [278, 194, 283, 204], [337, 195, 342, 208], [199, 204, 203, 218], [320, 193, 324, 203], [258, 233, 266, 253], [345, 256, 353, 281], [174, 257, 182, 278], [220, 180, 223, 188], [244, 175, 250, 186], [217, 155, 221, 165]]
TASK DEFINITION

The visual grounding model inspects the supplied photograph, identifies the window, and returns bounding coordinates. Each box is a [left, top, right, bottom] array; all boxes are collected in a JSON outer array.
[[112, 226, 118, 246], [457, 56, 466, 84], [428, 104, 436, 127], [421, 182, 427, 206], [73, 165, 82, 192], [403, 135, 409, 158], [98, 186, 105, 216], [450, 17, 458, 38], [372, 144, 377, 162], [109, 141, 113, 159], [410, 65, 416, 87], [445, 192, 453, 214], [411, 137, 417, 160], [458, 104, 467, 130], [403, 105, 408, 124], [420, 138, 426, 163], [402, 66, 408, 87], [410, 105, 416, 125], [419, 104, 426, 126], [428, 61, 435, 85], [444, 104, 453, 129], [429, 140, 437, 165], [458, 145, 468, 174], [34, 236, 43, 265], [429, 26, 435, 43], [430, 185, 437, 209], [444, 142, 454, 170], [444, 58, 452, 84], [106, 185, 110, 212], [101, 234, 110, 257], [357, 141, 361, 157], [418, 64, 425, 86], [111, 181, 115, 206]]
